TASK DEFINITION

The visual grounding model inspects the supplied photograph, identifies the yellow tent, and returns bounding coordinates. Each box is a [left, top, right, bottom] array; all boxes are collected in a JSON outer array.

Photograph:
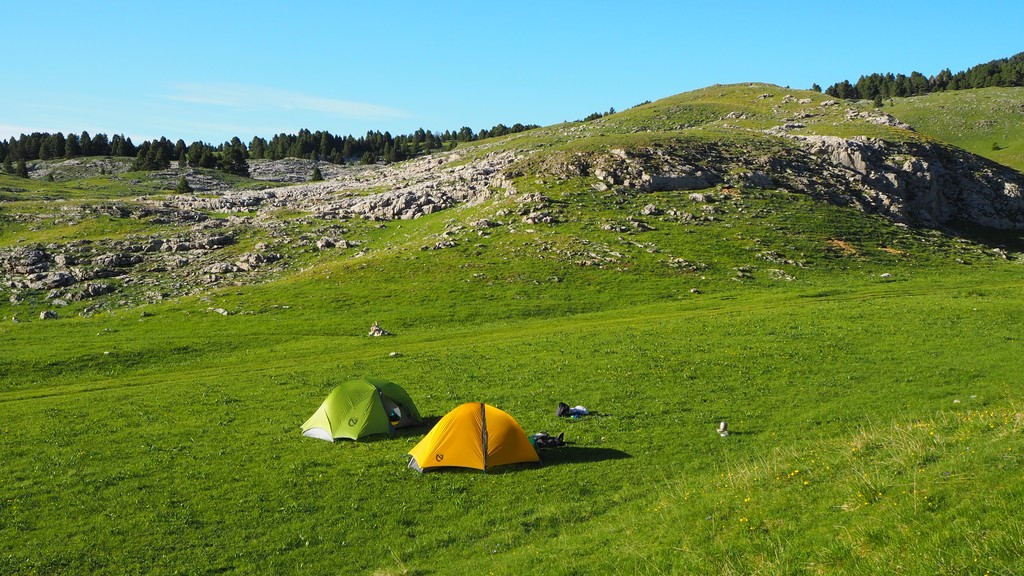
[[407, 402, 540, 472]]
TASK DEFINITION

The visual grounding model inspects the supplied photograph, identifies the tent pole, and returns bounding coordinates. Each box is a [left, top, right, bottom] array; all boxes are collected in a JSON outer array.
[[377, 387, 395, 434], [480, 402, 488, 470]]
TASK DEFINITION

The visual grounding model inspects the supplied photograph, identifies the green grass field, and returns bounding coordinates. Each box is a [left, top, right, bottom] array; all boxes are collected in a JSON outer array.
[[3, 84, 1024, 575], [3, 266, 1023, 574]]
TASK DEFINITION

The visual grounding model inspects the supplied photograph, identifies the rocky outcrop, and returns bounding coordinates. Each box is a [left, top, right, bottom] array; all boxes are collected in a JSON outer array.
[[588, 148, 721, 192], [788, 135, 1024, 229], [543, 137, 1024, 230], [154, 149, 523, 222], [2, 247, 52, 275]]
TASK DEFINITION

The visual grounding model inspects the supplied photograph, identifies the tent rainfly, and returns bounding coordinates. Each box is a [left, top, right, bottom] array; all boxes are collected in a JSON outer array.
[[407, 402, 540, 472], [301, 378, 422, 441]]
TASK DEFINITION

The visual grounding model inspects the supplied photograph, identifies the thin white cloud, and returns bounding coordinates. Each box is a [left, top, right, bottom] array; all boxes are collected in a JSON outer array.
[[0, 123, 57, 139], [164, 83, 410, 121]]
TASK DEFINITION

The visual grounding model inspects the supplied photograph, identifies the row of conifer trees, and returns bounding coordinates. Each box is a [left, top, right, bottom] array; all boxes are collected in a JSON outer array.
[[824, 52, 1024, 101], [0, 122, 539, 177]]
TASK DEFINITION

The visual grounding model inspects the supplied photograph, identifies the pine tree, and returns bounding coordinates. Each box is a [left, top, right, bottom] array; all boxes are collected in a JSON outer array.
[[79, 131, 93, 156], [229, 137, 247, 158], [16, 158, 28, 178], [318, 132, 331, 160], [176, 176, 193, 194], [111, 134, 126, 157], [132, 143, 151, 171], [249, 137, 266, 159], [52, 133, 66, 158], [65, 133, 81, 158], [91, 133, 110, 156], [219, 146, 249, 176], [187, 142, 205, 167], [199, 150, 217, 169], [310, 165, 323, 181], [148, 143, 170, 170]]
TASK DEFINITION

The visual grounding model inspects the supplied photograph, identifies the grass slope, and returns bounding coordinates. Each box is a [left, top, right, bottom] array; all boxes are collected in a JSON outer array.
[[886, 87, 1024, 172], [3, 84, 1024, 575]]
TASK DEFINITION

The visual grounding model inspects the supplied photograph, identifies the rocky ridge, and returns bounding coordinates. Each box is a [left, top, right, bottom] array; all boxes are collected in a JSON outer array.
[[552, 135, 1024, 230], [2, 147, 528, 314], [4, 110, 1024, 316]]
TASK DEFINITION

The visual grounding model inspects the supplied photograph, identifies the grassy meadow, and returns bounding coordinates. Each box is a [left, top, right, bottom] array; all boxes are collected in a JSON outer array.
[[3, 85, 1024, 574], [886, 87, 1024, 172]]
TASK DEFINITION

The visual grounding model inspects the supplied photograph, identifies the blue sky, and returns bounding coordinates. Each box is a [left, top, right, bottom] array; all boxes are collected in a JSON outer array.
[[3, 1, 1022, 145]]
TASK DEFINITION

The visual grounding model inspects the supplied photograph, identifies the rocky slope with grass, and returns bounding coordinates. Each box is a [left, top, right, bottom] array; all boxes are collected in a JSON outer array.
[[2, 83, 1023, 316]]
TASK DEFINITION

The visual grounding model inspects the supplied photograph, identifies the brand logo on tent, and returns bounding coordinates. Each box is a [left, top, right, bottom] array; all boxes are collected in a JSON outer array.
[[435, 454, 444, 462], [348, 418, 358, 426]]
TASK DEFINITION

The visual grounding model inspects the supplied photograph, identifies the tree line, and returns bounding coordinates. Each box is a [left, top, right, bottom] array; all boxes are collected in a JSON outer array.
[[824, 51, 1024, 101], [0, 122, 539, 177]]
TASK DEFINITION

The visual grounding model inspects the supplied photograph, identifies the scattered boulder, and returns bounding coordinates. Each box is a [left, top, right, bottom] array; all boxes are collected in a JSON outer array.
[[94, 253, 142, 268], [69, 282, 115, 301], [2, 247, 51, 275], [738, 171, 774, 189], [204, 262, 240, 274], [642, 172, 714, 191], [26, 271, 76, 290], [235, 252, 281, 271], [469, 218, 500, 230], [523, 211, 558, 225]]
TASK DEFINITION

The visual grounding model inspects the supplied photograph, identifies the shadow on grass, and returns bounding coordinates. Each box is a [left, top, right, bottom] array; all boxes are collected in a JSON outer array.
[[411, 463, 543, 476], [538, 445, 632, 467], [421, 450, 632, 475]]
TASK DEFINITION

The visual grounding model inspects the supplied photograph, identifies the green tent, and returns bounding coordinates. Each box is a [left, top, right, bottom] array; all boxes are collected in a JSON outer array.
[[301, 378, 423, 441]]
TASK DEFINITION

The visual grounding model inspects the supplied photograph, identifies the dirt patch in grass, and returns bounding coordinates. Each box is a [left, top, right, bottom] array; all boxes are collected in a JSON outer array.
[[827, 238, 858, 256]]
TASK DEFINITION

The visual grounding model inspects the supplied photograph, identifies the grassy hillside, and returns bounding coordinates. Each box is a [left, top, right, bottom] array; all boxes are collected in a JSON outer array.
[[886, 87, 1024, 172], [3, 84, 1024, 575]]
